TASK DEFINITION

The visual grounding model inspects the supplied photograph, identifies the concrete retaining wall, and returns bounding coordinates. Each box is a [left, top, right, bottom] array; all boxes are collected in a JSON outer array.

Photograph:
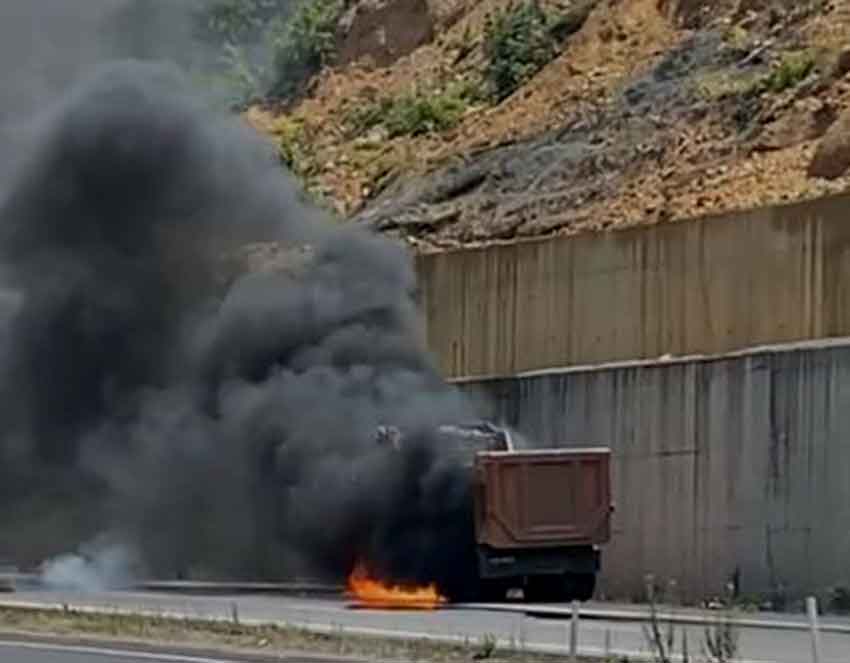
[[455, 339, 850, 602], [418, 193, 850, 379]]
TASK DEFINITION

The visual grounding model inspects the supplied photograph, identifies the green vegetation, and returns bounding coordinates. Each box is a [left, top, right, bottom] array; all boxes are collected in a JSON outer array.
[[762, 50, 816, 93], [482, 1, 562, 101], [217, 43, 266, 105], [194, 0, 293, 47], [190, 0, 344, 104], [273, 116, 312, 175], [696, 49, 818, 102], [266, 115, 334, 210], [267, 0, 345, 98], [348, 81, 483, 139]]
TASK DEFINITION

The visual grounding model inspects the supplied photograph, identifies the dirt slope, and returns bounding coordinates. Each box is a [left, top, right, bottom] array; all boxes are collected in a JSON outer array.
[[247, 0, 850, 252]]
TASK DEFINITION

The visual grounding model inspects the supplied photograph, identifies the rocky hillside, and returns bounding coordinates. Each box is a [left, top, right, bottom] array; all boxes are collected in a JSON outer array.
[[245, 0, 850, 252]]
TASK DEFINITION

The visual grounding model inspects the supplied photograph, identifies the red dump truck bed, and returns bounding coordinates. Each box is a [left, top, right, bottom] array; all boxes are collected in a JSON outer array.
[[474, 448, 612, 549]]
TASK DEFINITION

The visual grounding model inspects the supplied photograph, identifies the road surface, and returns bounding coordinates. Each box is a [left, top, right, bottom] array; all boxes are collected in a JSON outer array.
[[0, 637, 349, 663], [2, 590, 849, 662]]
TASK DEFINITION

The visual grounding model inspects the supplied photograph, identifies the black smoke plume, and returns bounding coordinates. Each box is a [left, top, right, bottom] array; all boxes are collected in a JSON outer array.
[[0, 58, 480, 597]]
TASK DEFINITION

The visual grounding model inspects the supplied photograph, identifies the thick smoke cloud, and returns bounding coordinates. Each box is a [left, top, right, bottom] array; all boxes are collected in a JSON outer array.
[[0, 15, 482, 598], [0, 1, 212, 193]]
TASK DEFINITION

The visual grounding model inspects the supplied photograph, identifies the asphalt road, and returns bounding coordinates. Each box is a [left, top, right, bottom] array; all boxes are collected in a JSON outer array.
[[0, 638, 344, 663], [0, 637, 351, 663], [2, 590, 849, 663]]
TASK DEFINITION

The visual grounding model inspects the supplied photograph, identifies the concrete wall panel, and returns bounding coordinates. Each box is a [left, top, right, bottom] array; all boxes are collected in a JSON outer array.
[[456, 341, 850, 601], [418, 194, 850, 379]]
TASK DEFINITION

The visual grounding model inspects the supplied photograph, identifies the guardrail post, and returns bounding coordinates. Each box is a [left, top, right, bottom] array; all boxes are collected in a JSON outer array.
[[806, 596, 823, 663], [569, 600, 579, 662]]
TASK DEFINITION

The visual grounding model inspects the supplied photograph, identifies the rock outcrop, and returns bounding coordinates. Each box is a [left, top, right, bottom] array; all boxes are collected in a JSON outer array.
[[809, 107, 850, 179], [336, 0, 435, 68]]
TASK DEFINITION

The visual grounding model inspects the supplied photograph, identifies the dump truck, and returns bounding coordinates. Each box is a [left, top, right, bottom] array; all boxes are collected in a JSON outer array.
[[377, 422, 613, 602]]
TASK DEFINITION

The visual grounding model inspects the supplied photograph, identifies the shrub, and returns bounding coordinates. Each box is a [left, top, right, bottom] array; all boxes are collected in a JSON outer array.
[[383, 94, 465, 137], [482, 1, 560, 101], [267, 0, 345, 98], [217, 43, 267, 105], [272, 116, 311, 176], [192, 0, 343, 102], [348, 81, 481, 139], [763, 51, 816, 93]]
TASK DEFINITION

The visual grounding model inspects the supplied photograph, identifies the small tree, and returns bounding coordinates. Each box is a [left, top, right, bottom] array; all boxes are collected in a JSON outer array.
[[268, 0, 345, 98], [482, 1, 559, 101]]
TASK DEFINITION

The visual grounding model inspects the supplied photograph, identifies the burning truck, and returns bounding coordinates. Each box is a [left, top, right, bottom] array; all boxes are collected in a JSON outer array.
[[349, 422, 613, 605], [0, 62, 609, 608]]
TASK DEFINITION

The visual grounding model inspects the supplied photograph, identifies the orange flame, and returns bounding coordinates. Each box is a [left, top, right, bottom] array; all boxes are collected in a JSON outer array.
[[346, 563, 447, 609]]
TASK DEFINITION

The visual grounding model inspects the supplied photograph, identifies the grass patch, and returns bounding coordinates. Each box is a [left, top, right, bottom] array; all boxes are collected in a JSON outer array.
[[696, 49, 819, 101], [271, 115, 313, 176], [762, 50, 817, 93], [347, 81, 483, 139], [0, 605, 599, 663]]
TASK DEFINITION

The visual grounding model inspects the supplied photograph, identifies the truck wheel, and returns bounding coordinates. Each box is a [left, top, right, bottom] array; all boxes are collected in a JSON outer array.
[[565, 573, 596, 602]]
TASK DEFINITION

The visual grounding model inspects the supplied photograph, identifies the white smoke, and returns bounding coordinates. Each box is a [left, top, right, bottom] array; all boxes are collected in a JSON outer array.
[[40, 539, 138, 592]]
